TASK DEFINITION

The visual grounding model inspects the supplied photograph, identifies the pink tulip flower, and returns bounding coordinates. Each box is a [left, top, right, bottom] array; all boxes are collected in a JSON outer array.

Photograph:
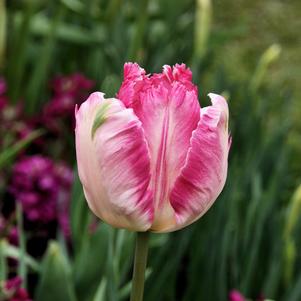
[[75, 63, 230, 233]]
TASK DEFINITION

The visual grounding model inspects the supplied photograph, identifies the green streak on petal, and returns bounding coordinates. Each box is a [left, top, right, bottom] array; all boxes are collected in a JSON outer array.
[[91, 103, 110, 139]]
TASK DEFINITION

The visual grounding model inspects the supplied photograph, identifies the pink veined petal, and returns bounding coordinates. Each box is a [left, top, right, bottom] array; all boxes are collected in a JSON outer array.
[[75, 92, 153, 231], [117, 62, 147, 107], [117, 63, 197, 110], [118, 63, 201, 232], [137, 82, 200, 231], [168, 93, 230, 232], [123, 62, 146, 79], [162, 63, 195, 89]]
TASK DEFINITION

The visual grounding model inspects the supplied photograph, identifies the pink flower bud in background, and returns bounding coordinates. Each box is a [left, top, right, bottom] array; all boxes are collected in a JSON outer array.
[[229, 290, 246, 301], [75, 63, 230, 232]]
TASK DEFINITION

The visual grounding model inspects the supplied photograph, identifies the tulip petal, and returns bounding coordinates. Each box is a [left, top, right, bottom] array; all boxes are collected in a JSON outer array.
[[169, 93, 230, 231], [117, 62, 147, 108], [141, 83, 201, 231], [75, 92, 153, 231], [118, 63, 201, 231]]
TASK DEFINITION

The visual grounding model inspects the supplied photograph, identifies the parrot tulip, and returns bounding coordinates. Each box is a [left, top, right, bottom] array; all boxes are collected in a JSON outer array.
[[75, 63, 230, 233]]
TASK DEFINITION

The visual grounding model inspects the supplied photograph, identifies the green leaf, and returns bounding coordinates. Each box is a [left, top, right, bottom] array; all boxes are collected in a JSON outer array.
[[29, 14, 106, 45], [0, 129, 44, 169], [26, 5, 64, 114], [35, 241, 77, 301], [72, 224, 110, 301], [92, 278, 107, 301], [100, 75, 121, 98], [70, 169, 91, 252], [60, 0, 84, 13]]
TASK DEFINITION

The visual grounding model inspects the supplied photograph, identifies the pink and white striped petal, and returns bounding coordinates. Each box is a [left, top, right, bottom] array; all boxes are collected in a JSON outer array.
[[137, 82, 200, 231], [75, 92, 153, 231], [117, 63, 201, 232], [168, 93, 230, 232]]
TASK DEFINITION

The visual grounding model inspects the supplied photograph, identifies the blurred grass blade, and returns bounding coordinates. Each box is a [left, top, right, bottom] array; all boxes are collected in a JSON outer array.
[[60, 0, 84, 13], [284, 185, 301, 238], [8, 0, 36, 103], [30, 14, 106, 45], [0, 0, 6, 69], [16, 203, 27, 288], [92, 278, 107, 301], [105, 0, 122, 22], [114, 229, 126, 277], [0, 129, 44, 168], [283, 185, 301, 286], [101, 74, 121, 98], [249, 44, 281, 92], [286, 272, 301, 301], [26, 5, 64, 114], [1, 240, 40, 272], [106, 227, 118, 301], [193, 0, 212, 61], [70, 170, 91, 251], [72, 223, 110, 301], [0, 240, 8, 281], [127, 0, 149, 62], [145, 229, 193, 301]]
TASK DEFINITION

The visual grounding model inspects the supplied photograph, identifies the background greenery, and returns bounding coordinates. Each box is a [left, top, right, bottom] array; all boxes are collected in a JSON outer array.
[[0, 0, 300, 300]]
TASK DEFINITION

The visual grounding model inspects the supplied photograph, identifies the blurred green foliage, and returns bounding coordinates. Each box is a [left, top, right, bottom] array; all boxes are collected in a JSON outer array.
[[0, 0, 300, 300]]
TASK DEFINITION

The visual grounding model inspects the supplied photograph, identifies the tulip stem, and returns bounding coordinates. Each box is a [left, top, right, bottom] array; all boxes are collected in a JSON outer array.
[[130, 231, 150, 301]]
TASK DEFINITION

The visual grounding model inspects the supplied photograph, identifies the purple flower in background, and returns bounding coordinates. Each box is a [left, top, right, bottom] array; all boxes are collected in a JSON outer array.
[[3, 276, 32, 301], [0, 76, 10, 122], [8, 227, 19, 246], [0, 76, 6, 94], [0, 215, 19, 245], [51, 73, 94, 97], [44, 94, 75, 117], [45, 73, 94, 118], [9, 156, 73, 236], [4, 277, 23, 291], [0, 76, 8, 110], [42, 73, 94, 132], [0, 77, 32, 144], [10, 156, 57, 222], [229, 290, 246, 301]]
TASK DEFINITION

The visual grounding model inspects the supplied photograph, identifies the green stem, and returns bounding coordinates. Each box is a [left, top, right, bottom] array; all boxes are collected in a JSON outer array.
[[0, 240, 7, 281], [130, 231, 150, 301], [0, 0, 6, 69], [16, 202, 27, 288]]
